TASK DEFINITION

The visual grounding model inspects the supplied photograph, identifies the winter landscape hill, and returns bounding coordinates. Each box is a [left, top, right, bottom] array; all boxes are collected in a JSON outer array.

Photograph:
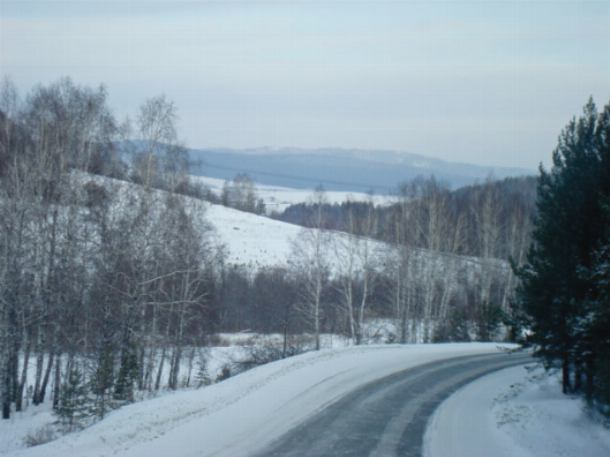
[[188, 147, 534, 193], [2, 2, 609, 455], [85, 172, 509, 280]]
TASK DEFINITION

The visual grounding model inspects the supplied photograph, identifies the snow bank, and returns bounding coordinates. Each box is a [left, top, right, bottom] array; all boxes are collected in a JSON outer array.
[[424, 364, 610, 457], [0, 404, 55, 455], [5, 343, 511, 457]]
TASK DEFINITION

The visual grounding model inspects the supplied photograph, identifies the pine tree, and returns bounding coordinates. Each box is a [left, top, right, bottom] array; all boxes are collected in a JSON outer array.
[[56, 364, 90, 431], [114, 338, 138, 403], [583, 240, 610, 410], [516, 98, 610, 401], [90, 341, 115, 419]]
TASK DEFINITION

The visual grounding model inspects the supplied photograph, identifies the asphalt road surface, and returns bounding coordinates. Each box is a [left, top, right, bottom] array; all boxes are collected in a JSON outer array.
[[251, 351, 531, 457]]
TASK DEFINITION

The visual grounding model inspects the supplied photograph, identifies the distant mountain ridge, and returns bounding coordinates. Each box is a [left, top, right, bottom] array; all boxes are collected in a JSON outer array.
[[187, 147, 534, 193]]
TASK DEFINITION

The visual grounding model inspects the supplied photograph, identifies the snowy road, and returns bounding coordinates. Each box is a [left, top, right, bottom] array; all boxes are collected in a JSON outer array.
[[253, 352, 531, 457], [5, 345, 522, 457]]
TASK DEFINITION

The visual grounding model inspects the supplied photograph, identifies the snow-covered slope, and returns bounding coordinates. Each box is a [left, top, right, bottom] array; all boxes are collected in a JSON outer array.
[[6, 344, 512, 457], [205, 198, 509, 286], [194, 175, 393, 213], [77, 172, 510, 287], [79, 172, 387, 270], [205, 202, 303, 268]]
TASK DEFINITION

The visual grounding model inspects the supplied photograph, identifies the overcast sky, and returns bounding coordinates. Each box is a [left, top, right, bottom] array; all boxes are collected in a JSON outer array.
[[1, 0, 609, 169]]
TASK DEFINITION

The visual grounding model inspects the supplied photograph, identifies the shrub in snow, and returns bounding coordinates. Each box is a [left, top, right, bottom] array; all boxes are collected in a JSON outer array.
[[433, 308, 471, 342], [23, 425, 58, 448], [216, 365, 232, 382], [195, 361, 212, 388]]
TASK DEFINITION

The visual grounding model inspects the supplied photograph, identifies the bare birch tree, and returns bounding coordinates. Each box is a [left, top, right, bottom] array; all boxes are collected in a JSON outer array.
[[289, 188, 330, 350]]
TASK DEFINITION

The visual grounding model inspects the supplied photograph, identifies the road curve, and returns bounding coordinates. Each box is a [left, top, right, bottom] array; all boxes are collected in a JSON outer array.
[[251, 352, 531, 457]]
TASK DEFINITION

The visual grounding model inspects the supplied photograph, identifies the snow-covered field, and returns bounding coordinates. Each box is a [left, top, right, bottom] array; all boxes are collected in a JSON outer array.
[[424, 364, 610, 457], [205, 202, 304, 268], [2, 343, 511, 457], [193, 175, 394, 213], [78, 172, 391, 270]]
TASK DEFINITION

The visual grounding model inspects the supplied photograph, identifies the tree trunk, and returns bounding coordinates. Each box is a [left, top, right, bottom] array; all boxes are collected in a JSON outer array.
[[314, 295, 320, 351], [562, 353, 572, 394], [169, 346, 181, 390], [154, 346, 166, 391], [15, 340, 30, 412], [2, 356, 10, 419], [282, 323, 288, 359], [52, 352, 62, 409], [37, 349, 55, 404], [32, 339, 44, 405]]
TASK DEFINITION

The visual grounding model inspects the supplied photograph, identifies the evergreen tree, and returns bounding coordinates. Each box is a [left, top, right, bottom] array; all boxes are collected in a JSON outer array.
[[516, 98, 610, 404], [433, 306, 471, 342], [583, 240, 610, 410], [114, 337, 139, 403], [90, 341, 115, 419], [56, 364, 90, 431]]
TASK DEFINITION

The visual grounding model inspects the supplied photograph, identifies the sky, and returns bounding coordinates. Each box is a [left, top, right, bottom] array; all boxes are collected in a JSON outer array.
[[1, 0, 609, 170]]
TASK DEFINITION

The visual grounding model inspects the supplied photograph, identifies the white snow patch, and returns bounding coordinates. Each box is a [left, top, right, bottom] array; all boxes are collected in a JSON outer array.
[[193, 175, 394, 213], [205, 202, 301, 268], [424, 364, 610, 457]]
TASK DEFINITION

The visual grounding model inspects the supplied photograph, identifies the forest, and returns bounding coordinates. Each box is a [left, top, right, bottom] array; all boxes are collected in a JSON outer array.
[[515, 99, 610, 414]]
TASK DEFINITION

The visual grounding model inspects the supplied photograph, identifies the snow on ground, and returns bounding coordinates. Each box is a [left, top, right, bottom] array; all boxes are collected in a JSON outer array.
[[204, 202, 303, 268], [424, 364, 610, 457], [204, 199, 508, 279], [0, 403, 55, 454], [78, 172, 509, 276], [77, 172, 391, 270], [193, 175, 394, 213], [3, 343, 512, 457], [205, 200, 398, 270]]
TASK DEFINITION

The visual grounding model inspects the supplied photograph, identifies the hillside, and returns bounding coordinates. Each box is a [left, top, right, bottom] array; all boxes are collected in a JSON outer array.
[[193, 175, 393, 214], [206, 195, 508, 277], [92, 173, 505, 274], [82, 174, 510, 331], [189, 147, 534, 192]]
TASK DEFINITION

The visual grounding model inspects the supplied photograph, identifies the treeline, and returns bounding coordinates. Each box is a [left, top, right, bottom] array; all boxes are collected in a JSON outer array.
[[516, 98, 610, 414], [265, 190, 514, 350], [212, 255, 510, 348], [270, 177, 535, 346], [273, 175, 537, 261], [220, 173, 266, 214]]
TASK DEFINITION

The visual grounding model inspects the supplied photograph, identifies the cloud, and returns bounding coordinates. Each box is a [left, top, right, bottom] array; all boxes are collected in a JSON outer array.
[[1, 0, 609, 168]]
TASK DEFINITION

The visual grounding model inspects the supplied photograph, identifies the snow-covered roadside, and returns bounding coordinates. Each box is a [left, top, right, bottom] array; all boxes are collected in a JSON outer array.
[[3, 343, 510, 457], [0, 404, 55, 454], [424, 364, 610, 457]]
